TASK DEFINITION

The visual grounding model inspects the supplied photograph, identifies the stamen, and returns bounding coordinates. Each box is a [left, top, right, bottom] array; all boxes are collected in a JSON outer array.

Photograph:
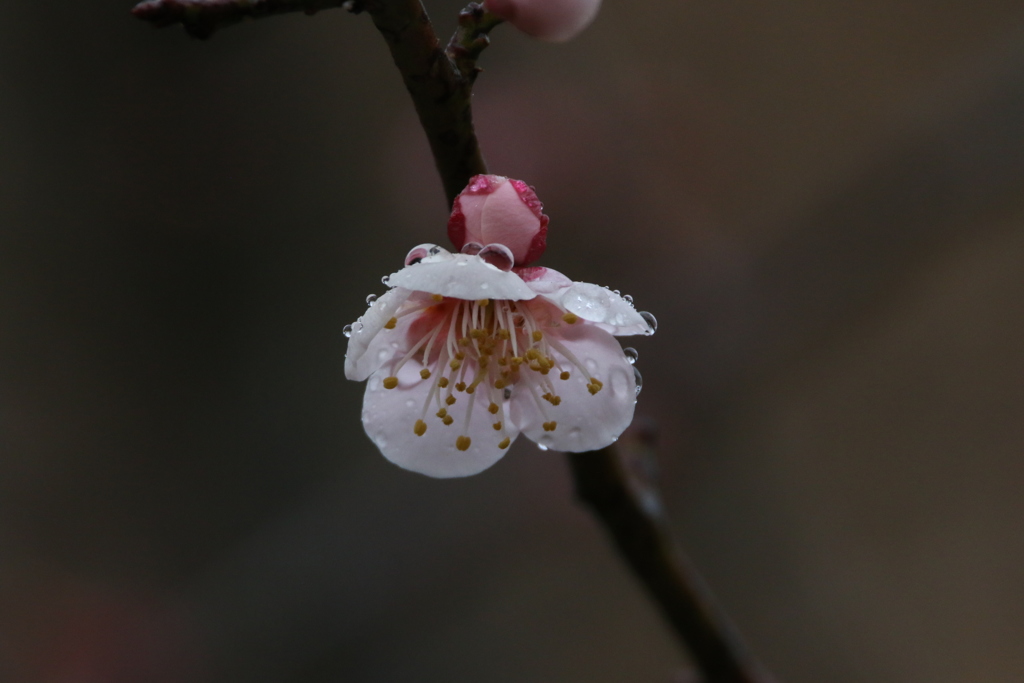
[[432, 294, 444, 302], [383, 376, 399, 389], [414, 419, 427, 436], [442, 415, 454, 425], [456, 435, 471, 451], [446, 395, 457, 405], [488, 402, 499, 414], [384, 317, 398, 330], [560, 371, 570, 380], [438, 377, 449, 388], [493, 422, 502, 430], [420, 368, 431, 379], [498, 437, 511, 449], [543, 421, 557, 432], [562, 312, 578, 324]]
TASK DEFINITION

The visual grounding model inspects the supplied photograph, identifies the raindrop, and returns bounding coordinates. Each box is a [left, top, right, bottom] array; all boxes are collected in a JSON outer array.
[[381, 275, 391, 286], [404, 243, 436, 266], [633, 366, 643, 396], [639, 311, 658, 334], [343, 324, 353, 338], [623, 347, 639, 365], [613, 289, 620, 295], [365, 293, 378, 305], [623, 294, 634, 304], [460, 241, 483, 255], [405, 399, 416, 408], [356, 322, 364, 332], [503, 387, 512, 400], [537, 443, 548, 451], [478, 243, 514, 271]]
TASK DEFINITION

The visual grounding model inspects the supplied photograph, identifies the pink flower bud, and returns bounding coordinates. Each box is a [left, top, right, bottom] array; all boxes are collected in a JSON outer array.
[[448, 175, 549, 266], [484, 0, 601, 42]]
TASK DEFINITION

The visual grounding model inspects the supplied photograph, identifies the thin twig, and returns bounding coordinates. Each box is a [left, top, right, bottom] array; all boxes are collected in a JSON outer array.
[[132, 0, 349, 39], [568, 429, 775, 683]]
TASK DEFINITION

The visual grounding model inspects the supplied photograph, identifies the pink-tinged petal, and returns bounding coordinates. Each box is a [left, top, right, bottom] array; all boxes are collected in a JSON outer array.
[[510, 323, 635, 452], [344, 287, 413, 381], [362, 361, 519, 478], [448, 175, 549, 266], [385, 253, 537, 301], [515, 266, 573, 295], [554, 282, 652, 335], [484, 0, 601, 42]]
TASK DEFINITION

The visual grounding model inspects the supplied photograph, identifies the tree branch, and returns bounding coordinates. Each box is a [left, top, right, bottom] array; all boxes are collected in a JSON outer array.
[[568, 427, 775, 683], [132, 0, 349, 39]]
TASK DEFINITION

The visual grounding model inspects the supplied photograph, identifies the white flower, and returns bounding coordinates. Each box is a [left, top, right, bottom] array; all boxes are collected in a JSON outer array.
[[344, 176, 654, 477]]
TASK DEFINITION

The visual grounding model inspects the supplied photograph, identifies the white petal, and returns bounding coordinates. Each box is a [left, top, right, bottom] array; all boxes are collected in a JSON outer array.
[[362, 361, 520, 478], [552, 281, 651, 335], [510, 324, 636, 452], [385, 254, 537, 301], [344, 288, 413, 381]]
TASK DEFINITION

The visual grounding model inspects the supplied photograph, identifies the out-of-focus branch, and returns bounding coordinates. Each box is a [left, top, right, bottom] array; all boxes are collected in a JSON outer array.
[[568, 428, 775, 683], [131, 0, 348, 39]]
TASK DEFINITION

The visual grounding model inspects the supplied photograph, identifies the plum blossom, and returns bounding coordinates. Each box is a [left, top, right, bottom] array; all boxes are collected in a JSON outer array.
[[345, 175, 654, 477], [484, 0, 601, 42]]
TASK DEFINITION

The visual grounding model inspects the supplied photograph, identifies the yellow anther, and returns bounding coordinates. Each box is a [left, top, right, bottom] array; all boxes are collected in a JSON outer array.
[[465, 385, 476, 394], [438, 377, 449, 388], [498, 437, 511, 450], [488, 402, 499, 414], [382, 376, 399, 389], [525, 349, 541, 360], [449, 359, 462, 370], [493, 378, 506, 389], [456, 436, 471, 451], [562, 312, 578, 324], [384, 317, 398, 330], [446, 395, 457, 406], [432, 294, 444, 302], [497, 357, 508, 366], [413, 419, 427, 436], [560, 371, 570, 380], [458, 337, 471, 347], [442, 415, 454, 425], [497, 329, 511, 340], [455, 382, 466, 392], [510, 356, 524, 366], [436, 408, 447, 418], [477, 299, 490, 306], [532, 330, 543, 342], [587, 379, 603, 395], [470, 329, 485, 339], [454, 351, 466, 360], [543, 421, 558, 432], [478, 356, 489, 369], [493, 422, 502, 431], [529, 362, 543, 372], [420, 368, 431, 380], [543, 393, 561, 406], [591, 378, 603, 390]]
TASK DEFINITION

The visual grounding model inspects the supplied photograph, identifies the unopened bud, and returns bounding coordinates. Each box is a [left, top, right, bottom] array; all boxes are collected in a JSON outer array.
[[448, 175, 549, 266], [484, 0, 601, 42]]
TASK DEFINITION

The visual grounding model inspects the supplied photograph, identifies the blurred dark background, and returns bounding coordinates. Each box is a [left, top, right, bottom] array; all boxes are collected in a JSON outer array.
[[1, 1, 1022, 681]]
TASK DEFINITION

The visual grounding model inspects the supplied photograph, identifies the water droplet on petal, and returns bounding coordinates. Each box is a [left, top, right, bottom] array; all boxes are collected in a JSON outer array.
[[343, 324, 353, 338], [624, 294, 634, 304], [356, 322, 364, 332], [537, 443, 548, 451], [478, 243, 514, 271], [461, 241, 483, 255], [405, 399, 416, 408], [633, 366, 643, 396], [585, 358, 598, 372], [365, 293, 377, 305], [377, 349, 390, 362], [613, 289, 620, 295], [623, 347, 639, 364], [381, 275, 391, 286], [639, 311, 658, 335]]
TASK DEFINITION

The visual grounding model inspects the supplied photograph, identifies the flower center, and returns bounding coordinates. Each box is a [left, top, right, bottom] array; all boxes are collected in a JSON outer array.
[[381, 296, 603, 451]]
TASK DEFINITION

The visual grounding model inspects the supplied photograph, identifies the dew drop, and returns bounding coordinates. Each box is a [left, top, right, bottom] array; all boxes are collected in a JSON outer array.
[[584, 358, 598, 372], [343, 324, 353, 338], [381, 275, 391, 286], [461, 241, 483, 255], [623, 347, 639, 365], [537, 443, 549, 451], [356, 322, 364, 332], [365, 293, 378, 305], [479, 243, 514, 271], [613, 289, 620, 295], [624, 294, 634, 304], [377, 349, 390, 362], [639, 311, 658, 335], [405, 399, 416, 408], [633, 366, 643, 396]]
